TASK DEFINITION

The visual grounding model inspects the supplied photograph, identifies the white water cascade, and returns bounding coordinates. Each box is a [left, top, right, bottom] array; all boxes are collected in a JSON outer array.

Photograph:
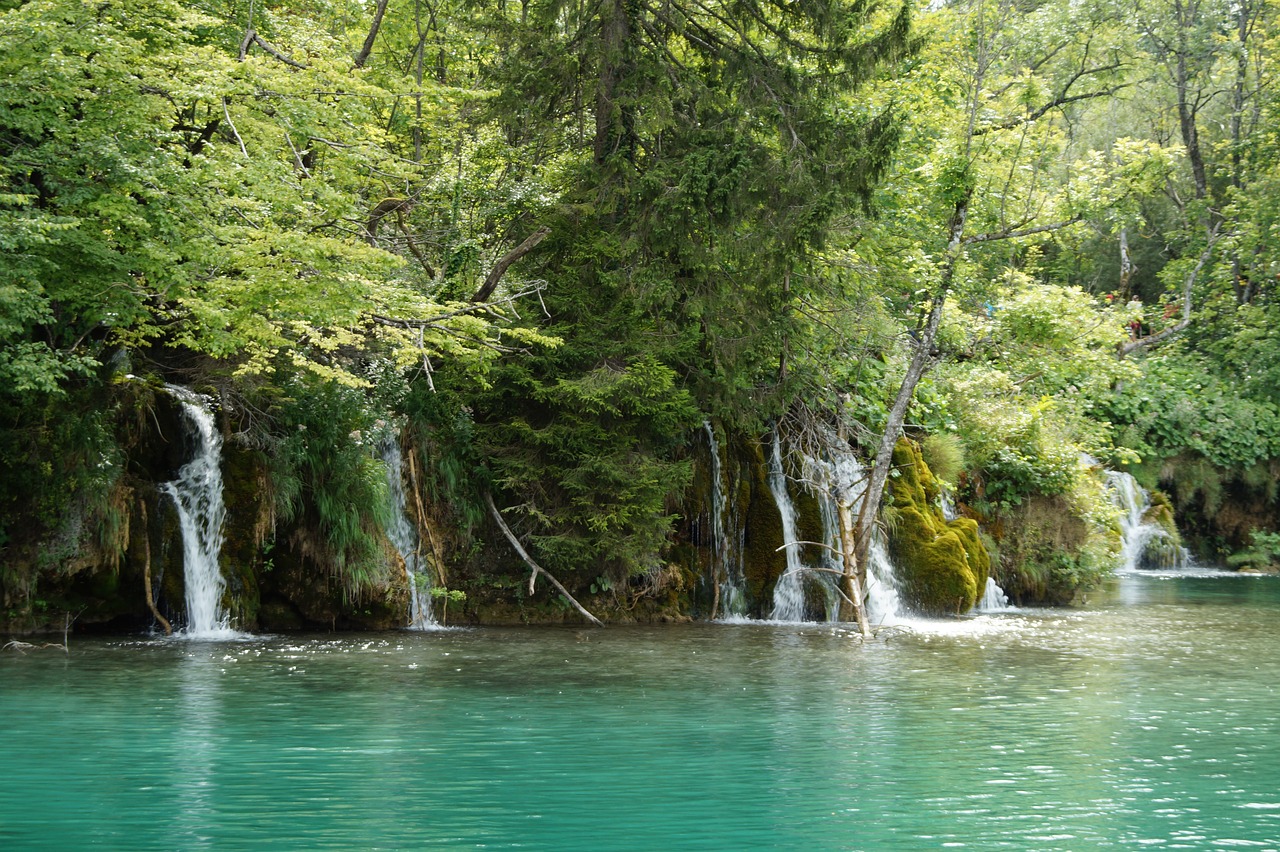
[[975, 577, 1011, 612], [767, 433, 814, 622], [381, 438, 438, 630], [768, 430, 907, 625], [810, 442, 905, 626], [704, 423, 747, 619], [160, 387, 232, 638], [1107, 470, 1188, 572]]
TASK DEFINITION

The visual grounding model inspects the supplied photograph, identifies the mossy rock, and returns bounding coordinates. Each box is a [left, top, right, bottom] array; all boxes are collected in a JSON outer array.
[[1141, 490, 1182, 546], [887, 439, 986, 615], [993, 493, 1096, 605]]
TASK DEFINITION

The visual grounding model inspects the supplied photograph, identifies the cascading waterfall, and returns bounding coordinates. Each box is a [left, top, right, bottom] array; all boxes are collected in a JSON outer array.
[[381, 438, 438, 630], [811, 441, 904, 626], [863, 536, 904, 625], [1107, 470, 1188, 572], [801, 449, 865, 624], [768, 433, 812, 622], [975, 577, 1011, 612], [160, 386, 231, 638], [704, 422, 747, 619], [770, 429, 907, 625]]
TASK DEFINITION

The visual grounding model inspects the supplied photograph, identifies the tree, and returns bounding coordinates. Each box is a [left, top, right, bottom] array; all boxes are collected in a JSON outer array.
[[447, 0, 916, 587], [840, 0, 1129, 578]]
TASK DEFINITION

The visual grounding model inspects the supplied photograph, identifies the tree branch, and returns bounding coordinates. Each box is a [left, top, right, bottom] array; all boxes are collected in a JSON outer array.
[[353, 0, 391, 69], [484, 493, 604, 627], [369, 283, 547, 329], [1118, 230, 1216, 357], [470, 227, 551, 303], [239, 29, 310, 69], [963, 215, 1082, 245]]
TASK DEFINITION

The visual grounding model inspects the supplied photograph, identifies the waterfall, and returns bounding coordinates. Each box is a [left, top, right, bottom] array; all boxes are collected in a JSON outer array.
[[864, 536, 905, 625], [161, 387, 231, 638], [974, 577, 1011, 612], [1107, 470, 1188, 572], [704, 422, 747, 619], [767, 433, 811, 622], [768, 430, 905, 625], [816, 438, 905, 626], [381, 438, 438, 630]]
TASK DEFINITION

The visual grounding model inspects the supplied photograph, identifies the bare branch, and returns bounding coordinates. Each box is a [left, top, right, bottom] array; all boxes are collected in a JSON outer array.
[[239, 29, 309, 69], [222, 98, 248, 158], [1118, 228, 1218, 357], [963, 215, 1082, 245], [485, 493, 604, 627]]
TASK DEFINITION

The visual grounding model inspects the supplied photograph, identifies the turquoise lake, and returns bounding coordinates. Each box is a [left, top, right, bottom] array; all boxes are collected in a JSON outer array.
[[2, 572, 1278, 850]]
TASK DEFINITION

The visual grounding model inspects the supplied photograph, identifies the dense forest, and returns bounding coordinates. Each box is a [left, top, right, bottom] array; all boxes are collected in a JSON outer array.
[[3, 0, 1279, 632]]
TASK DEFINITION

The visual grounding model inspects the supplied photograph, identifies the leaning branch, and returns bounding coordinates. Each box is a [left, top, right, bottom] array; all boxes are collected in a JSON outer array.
[[239, 30, 310, 69], [1118, 230, 1217, 357], [484, 493, 604, 627], [353, 0, 391, 69], [963, 215, 1082, 245], [470, 227, 551, 303]]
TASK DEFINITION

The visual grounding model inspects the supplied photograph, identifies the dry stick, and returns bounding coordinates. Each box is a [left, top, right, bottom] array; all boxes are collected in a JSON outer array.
[[484, 493, 604, 627], [140, 500, 173, 636]]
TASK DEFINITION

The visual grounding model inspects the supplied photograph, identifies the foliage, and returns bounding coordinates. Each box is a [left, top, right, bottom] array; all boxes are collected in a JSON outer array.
[[1226, 530, 1280, 570], [262, 375, 394, 598], [477, 355, 699, 582]]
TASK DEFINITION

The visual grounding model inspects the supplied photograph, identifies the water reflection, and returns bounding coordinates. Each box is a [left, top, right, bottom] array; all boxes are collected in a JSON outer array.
[[173, 650, 222, 850]]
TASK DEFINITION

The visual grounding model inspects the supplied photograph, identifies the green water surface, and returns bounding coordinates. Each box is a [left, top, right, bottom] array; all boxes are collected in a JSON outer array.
[[2, 574, 1278, 850]]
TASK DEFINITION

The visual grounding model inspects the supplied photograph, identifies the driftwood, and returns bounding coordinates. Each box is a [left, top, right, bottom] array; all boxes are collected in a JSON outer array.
[[484, 493, 604, 627]]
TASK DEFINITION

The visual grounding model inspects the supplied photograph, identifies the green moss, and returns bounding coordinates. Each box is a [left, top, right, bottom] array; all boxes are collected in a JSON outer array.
[[993, 494, 1103, 605], [739, 437, 786, 615], [887, 439, 987, 615]]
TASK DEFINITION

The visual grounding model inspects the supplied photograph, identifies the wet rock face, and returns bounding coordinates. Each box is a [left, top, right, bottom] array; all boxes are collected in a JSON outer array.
[[888, 439, 987, 616]]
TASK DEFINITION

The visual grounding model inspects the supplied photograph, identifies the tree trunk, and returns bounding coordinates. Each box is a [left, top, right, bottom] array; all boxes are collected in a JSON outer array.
[[594, 0, 635, 165], [353, 0, 391, 69], [1118, 227, 1133, 300], [837, 498, 871, 636], [853, 195, 970, 570]]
